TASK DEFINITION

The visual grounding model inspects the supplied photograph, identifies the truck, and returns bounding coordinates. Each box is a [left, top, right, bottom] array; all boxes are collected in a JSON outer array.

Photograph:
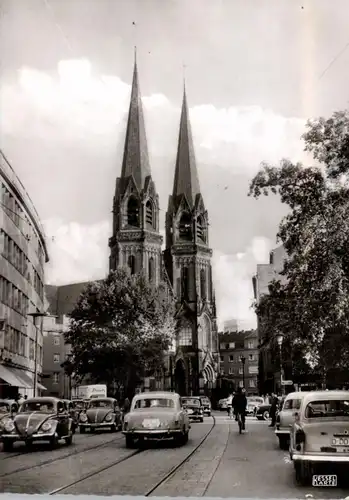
[[71, 384, 107, 400]]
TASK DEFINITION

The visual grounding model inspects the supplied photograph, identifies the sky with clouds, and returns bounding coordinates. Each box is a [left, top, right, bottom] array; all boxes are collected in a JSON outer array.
[[1, 0, 349, 329]]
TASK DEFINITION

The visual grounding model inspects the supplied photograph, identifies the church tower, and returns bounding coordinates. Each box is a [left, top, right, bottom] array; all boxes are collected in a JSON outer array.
[[109, 53, 162, 284], [164, 85, 218, 396]]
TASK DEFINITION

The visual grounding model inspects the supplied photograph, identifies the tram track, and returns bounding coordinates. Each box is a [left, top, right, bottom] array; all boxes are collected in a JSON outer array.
[[0, 431, 124, 478], [48, 416, 216, 496]]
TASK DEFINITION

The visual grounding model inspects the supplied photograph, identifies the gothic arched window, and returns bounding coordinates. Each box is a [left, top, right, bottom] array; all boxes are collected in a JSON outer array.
[[179, 212, 192, 240], [178, 320, 192, 347], [181, 266, 189, 300], [200, 268, 207, 301], [128, 255, 136, 275], [127, 197, 140, 227], [197, 215, 206, 242], [200, 314, 212, 350], [148, 257, 155, 282], [145, 200, 154, 229]]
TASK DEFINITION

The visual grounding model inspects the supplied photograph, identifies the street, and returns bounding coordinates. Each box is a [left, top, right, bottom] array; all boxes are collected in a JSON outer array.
[[0, 412, 348, 497]]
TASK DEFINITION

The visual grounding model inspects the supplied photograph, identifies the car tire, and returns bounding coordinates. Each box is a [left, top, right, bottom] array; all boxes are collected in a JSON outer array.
[[125, 435, 135, 448], [278, 436, 289, 450], [2, 439, 13, 452], [263, 411, 270, 420], [295, 462, 311, 485], [110, 424, 117, 432], [208, 412, 211, 417], [65, 433, 73, 446], [200, 417, 204, 423], [79, 426, 85, 434], [49, 435, 59, 449]]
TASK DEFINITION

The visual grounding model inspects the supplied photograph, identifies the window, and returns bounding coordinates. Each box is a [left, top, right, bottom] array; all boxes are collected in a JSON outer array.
[[127, 197, 140, 226], [200, 268, 206, 300], [53, 336, 60, 346], [229, 342, 235, 349], [239, 367, 243, 374], [249, 379, 256, 388], [229, 355, 234, 362], [181, 266, 189, 300], [179, 213, 192, 240], [53, 354, 60, 363], [239, 380, 243, 388], [145, 200, 154, 228], [247, 341, 254, 349], [248, 366, 258, 374], [53, 373, 59, 384], [128, 255, 136, 275], [220, 356, 224, 362], [29, 339, 35, 360], [148, 257, 155, 282], [249, 354, 256, 361], [283, 399, 302, 411], [228, 367, 233, 375], [197, 215, 206, 242], [220, 369, 224, 376], [178, 321, 192, 346]]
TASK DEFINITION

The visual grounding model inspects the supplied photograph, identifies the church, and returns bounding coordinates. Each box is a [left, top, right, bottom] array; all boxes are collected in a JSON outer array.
[[108, 55, 219, 396], [45, 55, 219, 397]]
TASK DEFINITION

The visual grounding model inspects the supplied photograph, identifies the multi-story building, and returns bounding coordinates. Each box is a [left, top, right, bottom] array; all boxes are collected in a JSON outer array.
[[218, 330, 259, 395], [0, 150, 49, 399], [42, 315, 71, 398], [252, 245, 288, 394]]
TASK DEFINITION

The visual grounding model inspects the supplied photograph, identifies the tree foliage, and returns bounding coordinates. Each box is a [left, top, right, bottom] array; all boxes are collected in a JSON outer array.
[[249, 109, 349, 374], [63, 268, 176, 395]]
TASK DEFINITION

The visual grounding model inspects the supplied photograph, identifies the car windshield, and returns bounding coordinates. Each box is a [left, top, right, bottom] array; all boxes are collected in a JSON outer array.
[[182, 398, 200, 406], [283, 398, 302, 410], [88, 400, 113, 409], [134, 398, 175, 409], [305, 399, 349, 419], [0, 402, 10, 413], [73, 401, 85, 409], [21, 401, 54, 413]]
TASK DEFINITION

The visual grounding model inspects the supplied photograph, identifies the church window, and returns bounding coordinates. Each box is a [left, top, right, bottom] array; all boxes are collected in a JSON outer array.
[[148, 257, 155, 282], [200, 268, 207, 301], [197, 215, 206, 242], [145, 200, 154, 228], [178, 321, 192, 346], [127, 197, 140, 227], [179, 213, 192, 240], [181, 266, 189, 300], [128, 255, 136, 275]]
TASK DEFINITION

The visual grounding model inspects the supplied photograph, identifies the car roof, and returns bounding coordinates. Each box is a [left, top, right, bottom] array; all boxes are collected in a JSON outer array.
[[133, 391, 179, 400], [284, 391, 310, 400], [302, 390, 349, 405], [89, 397, 115, 401], [24, 397, 60, 404]]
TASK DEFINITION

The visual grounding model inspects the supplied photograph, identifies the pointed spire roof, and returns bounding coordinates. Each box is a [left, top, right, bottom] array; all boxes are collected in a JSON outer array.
[[172, 84, 201, 208], [121, 49, 151, 190]]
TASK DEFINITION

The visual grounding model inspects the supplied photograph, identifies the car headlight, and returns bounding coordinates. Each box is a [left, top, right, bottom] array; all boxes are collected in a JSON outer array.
[[0, 417, 10, 429], [40, 421, 52, 432], [105, 414, 112, 422], [4, 420, 15, 432], [80, 414, 87, 422]]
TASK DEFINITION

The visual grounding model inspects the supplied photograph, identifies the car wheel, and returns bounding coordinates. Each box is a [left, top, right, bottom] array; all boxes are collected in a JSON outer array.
[[208, 412, 211, 417], [278, 436, 289, 450], [79, 426, 85, 434], [110, 424, 117, 432], [295, 462, 311, 485], [125, 435, 135, 448], [263, 411, 270, 420], [49, 435, 59, 449], [65, 433, 73, 446], [200, 417, 204, 423], [2, 439, 13, 452]]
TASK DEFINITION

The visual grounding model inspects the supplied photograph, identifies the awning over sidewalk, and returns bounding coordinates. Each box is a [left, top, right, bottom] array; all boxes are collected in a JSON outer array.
[[0, 365, 31, 388], [37, 382, 47, 391]]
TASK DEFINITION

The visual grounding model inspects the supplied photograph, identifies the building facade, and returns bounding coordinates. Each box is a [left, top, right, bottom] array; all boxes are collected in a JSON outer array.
[[252, 245, 288, 394], [42, 315, 71, 398], [218, 330, 259, 395], [0, 150, 49, 399]]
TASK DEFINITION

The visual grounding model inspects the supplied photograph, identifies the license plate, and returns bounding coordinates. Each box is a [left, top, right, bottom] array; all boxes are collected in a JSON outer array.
[[312, 475, 337, 487], [332, 437, 349, 446], [142, 419, 160, 429]]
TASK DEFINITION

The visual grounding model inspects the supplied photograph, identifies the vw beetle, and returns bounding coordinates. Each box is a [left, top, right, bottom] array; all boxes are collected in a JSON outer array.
[[122, 391, 190, 448], [0, 397, 74, 451], [289, 390, 349, 485], [79, 397, 122, 433]]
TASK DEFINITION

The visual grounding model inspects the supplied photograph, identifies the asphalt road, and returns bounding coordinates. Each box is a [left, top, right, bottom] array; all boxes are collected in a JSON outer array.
[[1, 412, 349, 497]]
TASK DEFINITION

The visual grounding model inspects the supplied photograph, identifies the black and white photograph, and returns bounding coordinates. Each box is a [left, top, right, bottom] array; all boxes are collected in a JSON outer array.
[[1, 0, 349, 497]]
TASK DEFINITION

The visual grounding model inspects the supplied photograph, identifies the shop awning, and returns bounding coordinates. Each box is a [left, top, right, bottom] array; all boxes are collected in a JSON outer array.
[[0, 365, 31, 388], [37, 382, 47, 391], [11, 368, 33, 389]]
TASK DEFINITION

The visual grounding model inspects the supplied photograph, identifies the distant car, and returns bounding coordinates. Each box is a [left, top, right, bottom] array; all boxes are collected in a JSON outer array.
[[79, 397, 122, 433], [0, 397, 74, 451], [255, 403, 271, 420], [275, 392, 309, 450], [0, 400, 18, 436], [181, 396, 204, 422], [246, 396, 264, 416], [289, 390, 349, 485], [122, 391, 190, 448], [218, 398, 228, 410], [199, 396, 211, 416]]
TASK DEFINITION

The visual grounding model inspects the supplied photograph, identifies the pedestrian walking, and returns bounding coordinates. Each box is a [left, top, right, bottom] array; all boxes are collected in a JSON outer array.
[[232, 387, 247, 431], [226, 392, 234, 418], [268, 393, 278, 427]]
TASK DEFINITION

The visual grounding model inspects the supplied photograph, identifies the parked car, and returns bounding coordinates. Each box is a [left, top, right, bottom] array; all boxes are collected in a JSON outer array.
[[275, 392, 309, 450], [79, 397, 122, 433], [122, 391, 190, 448], [218, 398, 228, 410], [255, 403, 271, 420], [246, 396, 264, 416], [289, 390, 349, 485], [70, 399, 87, 430], [0, 397, 74, 451], [181, 396, 204, 422], [199, 396, 211, 416], [0, 400, 18, 436]]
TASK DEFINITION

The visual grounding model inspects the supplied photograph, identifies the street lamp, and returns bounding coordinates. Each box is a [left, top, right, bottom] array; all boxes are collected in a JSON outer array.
[[276, 333, 284, 394], [240, 355, 246, 388]]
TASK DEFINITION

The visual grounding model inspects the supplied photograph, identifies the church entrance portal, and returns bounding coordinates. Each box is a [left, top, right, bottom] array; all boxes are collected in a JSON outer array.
[[174, 359, 186, 396]]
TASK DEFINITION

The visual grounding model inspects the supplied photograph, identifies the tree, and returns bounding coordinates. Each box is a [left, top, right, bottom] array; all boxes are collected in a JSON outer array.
[[249, 109, 349, 377], [63, 268, 176, 397]]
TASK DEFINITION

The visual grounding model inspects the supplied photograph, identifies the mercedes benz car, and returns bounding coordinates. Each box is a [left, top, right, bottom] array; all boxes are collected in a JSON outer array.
[[79, 397, 122, 433], [0, 397, 74, 451], [275, 392, 309, 450], [181, 396, 204, 422], [122, 391, 190, 448]]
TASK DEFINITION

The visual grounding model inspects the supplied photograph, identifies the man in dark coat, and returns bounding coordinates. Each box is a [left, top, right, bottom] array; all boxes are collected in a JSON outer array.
[[269, 393, 279, 427], [232, 387, 247, 430]]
